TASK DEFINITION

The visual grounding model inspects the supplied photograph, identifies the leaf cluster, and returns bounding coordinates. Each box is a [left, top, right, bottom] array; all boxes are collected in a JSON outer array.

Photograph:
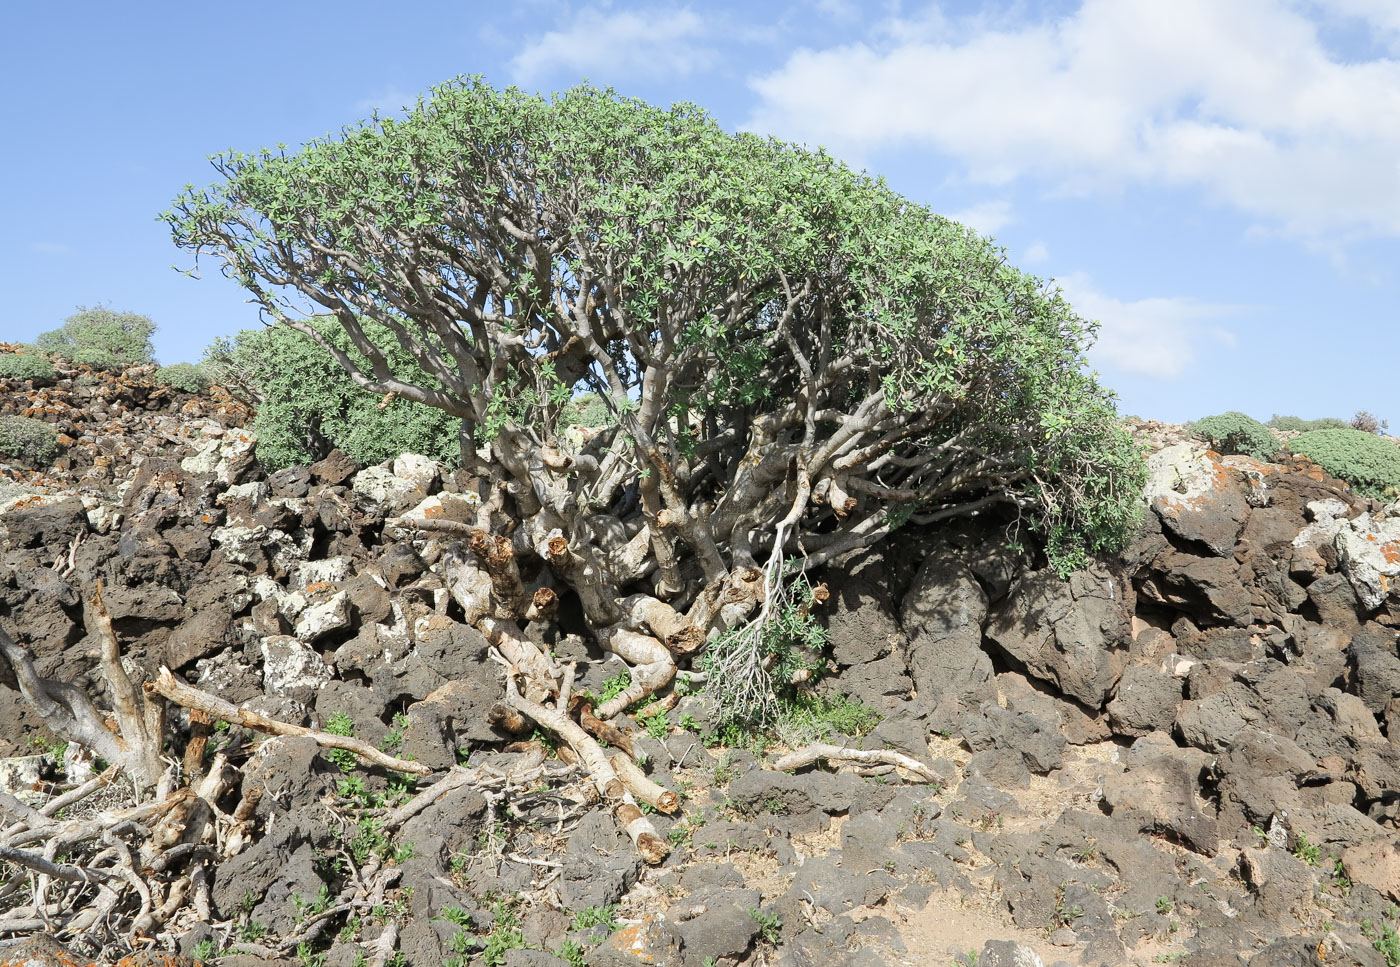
[[36, 306, 155, 371], [0, 416, 60, 466], [0, 350, 56, 382], [1289, 428, 1400, 498], [204, 320, 460, 470], [1188, 411, 1278, 461]]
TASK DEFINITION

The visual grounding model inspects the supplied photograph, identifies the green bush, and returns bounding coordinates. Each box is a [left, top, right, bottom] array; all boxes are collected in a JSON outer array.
[[36, 306, 155, 371], [1289, 428, 1400, 498], [1269, 415, 1349, 432], [1188, 411, 1278, 460], [154, 362, 210, 393], [0, 351, 55, 382], [0, 417, 59, 465], [204, 320, 460, 471]]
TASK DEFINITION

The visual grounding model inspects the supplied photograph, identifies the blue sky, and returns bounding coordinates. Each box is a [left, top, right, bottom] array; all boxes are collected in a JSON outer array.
[[3, 0, 1396, 423]]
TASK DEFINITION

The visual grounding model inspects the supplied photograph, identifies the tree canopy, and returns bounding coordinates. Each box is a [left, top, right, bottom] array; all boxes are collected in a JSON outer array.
[[166, 77, 1144, 726]]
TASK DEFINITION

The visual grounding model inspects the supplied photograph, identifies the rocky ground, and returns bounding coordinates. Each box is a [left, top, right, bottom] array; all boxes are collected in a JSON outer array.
[[2, 363, 1400, 967]]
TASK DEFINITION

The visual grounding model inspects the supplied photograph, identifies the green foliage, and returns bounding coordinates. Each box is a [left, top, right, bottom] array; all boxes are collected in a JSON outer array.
[[1289, 428, 1400, 498], [1269, 415, 1350, 432], [169, 77, 1145, 576], [191, 938, 221, 964], [556, 939, 588, 967], [203, 320, 460, 471], [1292, 832, 1320, 866], [1188, 411, 1277, 460], [570, 905, 618, 931], [776, 693, 883, 748], [155, 362, 211, 393], [323, 712, 359, 773], [702, 572, 832, 731], [1370, 918, 1400, 966], [0, 416, 59, 465], [36, 306, 155, 371], [750, 907, 783, 945], [0, 351, 55, 381]]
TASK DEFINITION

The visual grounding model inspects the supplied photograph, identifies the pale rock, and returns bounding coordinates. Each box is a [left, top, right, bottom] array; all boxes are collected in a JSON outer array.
[[292, 556, 354, 590], [392, 453, 443, 494], [180, 428, 257, 485], [0, 754, 49, 806], [294, 590, 351, 641], [1334, 507, 1400, 611], [352, 465, 426, 516], [211, 523, 267, 566], [260, 634, 334, 699]]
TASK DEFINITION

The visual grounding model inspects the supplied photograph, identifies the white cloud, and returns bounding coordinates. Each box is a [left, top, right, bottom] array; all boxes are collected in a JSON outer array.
[[29, 242, 70, 255], [1023, 241, 1050, 264], [943, 200, 1013, 237], [355, 87, 417, 116], [1054, 272, 1241, 380], [745, 0, 1400, 241], [510, 7, 714, 85]]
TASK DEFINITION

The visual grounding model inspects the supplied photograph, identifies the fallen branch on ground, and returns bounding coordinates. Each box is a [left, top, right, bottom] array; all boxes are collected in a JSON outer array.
[[773, 742, 940, 783], [150, 668, 432, 776]]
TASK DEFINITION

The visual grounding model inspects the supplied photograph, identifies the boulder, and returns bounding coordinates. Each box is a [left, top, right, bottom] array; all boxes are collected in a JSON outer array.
[[1101, 732, 1219, 855], [260, 634, 334, 703], [899, 554, 992, 724], [985, 563, 1130, 708], [1334, 506, 1400, 612], [1145, 443, 1252, 556]]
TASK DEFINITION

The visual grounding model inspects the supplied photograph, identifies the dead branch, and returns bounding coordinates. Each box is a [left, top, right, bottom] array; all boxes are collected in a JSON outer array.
[[609, 753, 678, 815], [503, 676, 669, 864], [772, 742, 940, 782], [151, 668, 432, 776]]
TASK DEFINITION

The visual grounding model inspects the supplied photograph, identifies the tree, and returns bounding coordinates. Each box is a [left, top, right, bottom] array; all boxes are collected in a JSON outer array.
[[165, 78, 1144, 728]]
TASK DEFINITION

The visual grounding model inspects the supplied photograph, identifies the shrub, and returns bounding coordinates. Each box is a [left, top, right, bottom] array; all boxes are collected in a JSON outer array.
[[204, 320, 460, 471], [0, 416, 60, 465], [36, 306, 155, 371], [153, 362, 211, 393], [1269, 415, 1351, 433], [1188, 411, 1277, 460], [1352, 411, 1390, 435], [1289, 429, 1400, 498], [0, 351, 55, 382]]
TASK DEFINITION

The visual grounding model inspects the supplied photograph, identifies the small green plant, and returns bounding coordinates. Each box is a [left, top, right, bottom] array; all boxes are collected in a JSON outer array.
[[0, 351, 55, 382], [237, 920, 268, 943], [1292, 832, 1321, 866], [191, 938, 221, 964], [36, 306, 156, 371], [1375, 921, 1400, 967], [1331, 858, 1352, 896], [679, 712, 700, 732], [1155, 895, 1173, 915], [1188, 411, 1277, 460], [324, 712, 359, 772], [155, 362, 211, 393], [641, 709, 671, 741], [1290, 428, 1400, 498], [556, 939, 588, 967], [296, 942, 326, 967], [750, 907, 783, 945], [480, 899, 528, 966], [0, 416, 60, 466], [570, 904, 619, 931], [1052, 886, 1083, 928]]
